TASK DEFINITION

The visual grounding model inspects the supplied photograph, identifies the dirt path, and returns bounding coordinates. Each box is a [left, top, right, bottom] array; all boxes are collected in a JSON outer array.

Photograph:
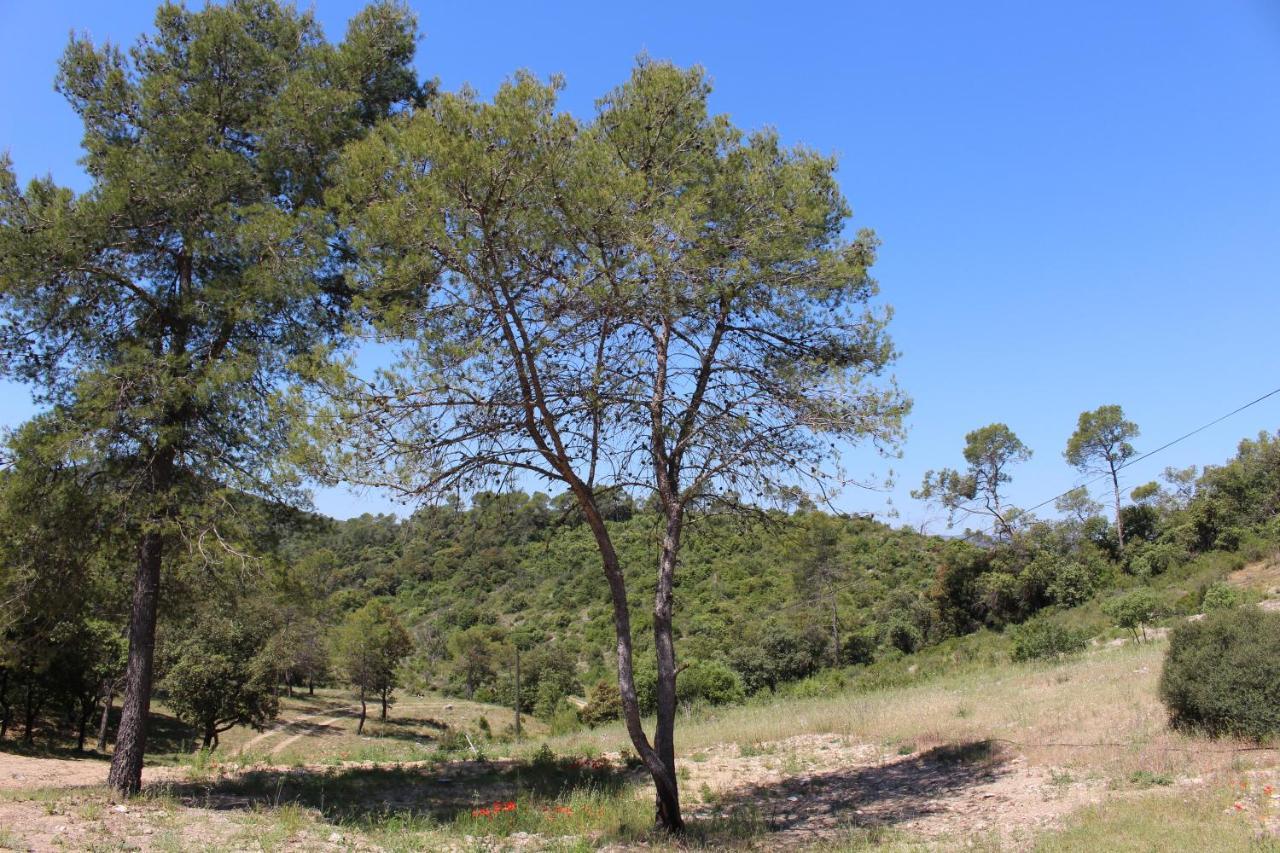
[[267, 712, 357, 756], [237, 705, 360, 756]]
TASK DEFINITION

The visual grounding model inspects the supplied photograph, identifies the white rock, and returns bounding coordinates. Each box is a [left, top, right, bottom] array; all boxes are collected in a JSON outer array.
[[328, 832, 343, 843], [111, 804, 128, 814]]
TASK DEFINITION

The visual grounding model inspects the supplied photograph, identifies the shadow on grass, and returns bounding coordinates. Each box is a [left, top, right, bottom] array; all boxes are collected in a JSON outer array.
[[702, 739, 1011, 838], [155, 753, 641, 828]]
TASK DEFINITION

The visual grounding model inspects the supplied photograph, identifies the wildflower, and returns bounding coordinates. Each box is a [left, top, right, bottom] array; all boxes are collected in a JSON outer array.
[[1234, 802, 1246, 812]]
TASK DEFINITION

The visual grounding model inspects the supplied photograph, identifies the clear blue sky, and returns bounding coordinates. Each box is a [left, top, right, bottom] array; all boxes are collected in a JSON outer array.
[[3, 0, 1279, 527]]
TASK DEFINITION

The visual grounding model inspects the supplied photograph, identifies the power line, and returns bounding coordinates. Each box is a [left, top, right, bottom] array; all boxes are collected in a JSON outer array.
[[775, 382, 1280, 616]]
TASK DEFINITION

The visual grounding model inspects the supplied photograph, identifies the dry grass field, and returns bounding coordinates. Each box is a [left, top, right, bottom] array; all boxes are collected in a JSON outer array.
[[1, 636, 1278, 851]]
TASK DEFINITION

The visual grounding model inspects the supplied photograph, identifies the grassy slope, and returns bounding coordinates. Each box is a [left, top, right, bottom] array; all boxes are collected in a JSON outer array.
[[3, 627, 1278, 850]]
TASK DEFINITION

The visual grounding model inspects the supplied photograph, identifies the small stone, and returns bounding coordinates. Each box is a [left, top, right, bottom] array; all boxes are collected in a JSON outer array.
[[328, 832, 343, 843], [112, 804, 128, 813]]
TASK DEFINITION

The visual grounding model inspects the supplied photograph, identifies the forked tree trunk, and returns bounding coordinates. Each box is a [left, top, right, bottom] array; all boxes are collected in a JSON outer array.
[[576, 486, 684, 832], [108, 449, 173, 796]]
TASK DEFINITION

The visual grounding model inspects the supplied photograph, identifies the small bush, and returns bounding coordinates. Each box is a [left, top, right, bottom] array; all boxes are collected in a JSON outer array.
[[1200, 582, 1241, 612], [1159, 607, 1280, 741], [579, 679, 622, 727], [678, 660, 745, 707], [1008, 618, 1088, 662], [1102, 588, 1162, 642]]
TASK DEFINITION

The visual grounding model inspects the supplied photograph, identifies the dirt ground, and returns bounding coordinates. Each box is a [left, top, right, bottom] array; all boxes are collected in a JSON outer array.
[[0, 731, 1112, 851], [680, 733, 1107, 848], [2, 686, 1275, 851], [0, 752, 177, 791]]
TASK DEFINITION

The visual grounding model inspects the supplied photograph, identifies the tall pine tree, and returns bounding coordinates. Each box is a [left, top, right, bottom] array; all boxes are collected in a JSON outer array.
[[0, 0, 423, 794]]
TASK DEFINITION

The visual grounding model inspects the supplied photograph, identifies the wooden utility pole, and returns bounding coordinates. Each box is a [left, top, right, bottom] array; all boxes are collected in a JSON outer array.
[[514, 646, 521, 741]]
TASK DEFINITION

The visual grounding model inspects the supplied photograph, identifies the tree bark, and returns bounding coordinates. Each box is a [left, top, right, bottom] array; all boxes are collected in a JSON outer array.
[[380, 688, 388, 720], [575, 484, 683, 832], [652, 507, 684, 831], [96, 687, 114, 752], [108, 447, 173, 795], [1110, 461, 1125, 551], [357, 689, 367, 735]]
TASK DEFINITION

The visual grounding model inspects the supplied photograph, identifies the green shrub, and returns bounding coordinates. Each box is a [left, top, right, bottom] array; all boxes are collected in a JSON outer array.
[[678, 660, 745, 707], [1102, 588, 1162, 642], [1046, 560, 1098, 607], [1008, 617, 1088, 662], [1159, 607, 1280, 741], [579, 678, 622, 727], [548, 699, 583, 735], [1200, 582, 1242, 612]]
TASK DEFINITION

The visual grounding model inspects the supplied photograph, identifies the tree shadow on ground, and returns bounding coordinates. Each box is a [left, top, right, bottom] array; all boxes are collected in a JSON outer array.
[[155, 754, 641, 826], [0, 708, 196, 760], [702, 739, 1012, 840]]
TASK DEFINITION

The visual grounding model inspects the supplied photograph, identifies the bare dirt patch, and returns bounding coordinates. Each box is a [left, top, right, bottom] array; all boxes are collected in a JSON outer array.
[[1228, 557, 1280, 595], [0, 752, 177, 791], [684, 733, 1106, 847]]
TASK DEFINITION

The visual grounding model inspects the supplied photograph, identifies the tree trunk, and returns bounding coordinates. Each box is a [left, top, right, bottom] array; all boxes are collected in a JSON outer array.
[[77, 697, 94, 752], [22, 682, 39, 744], [1110, 463, 1125, 551], [357, 689, 367, 735], [652, 507, 683, 831], [0, 667, 10, 740], [108, 447, 173, 796], [96, 687, 114, 752], [307, 677, 314, 697], [573, 481, 683, 833], [107, 525, 166, 794], [830, 594, 841, 667], [380, 688, 388, 720]]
